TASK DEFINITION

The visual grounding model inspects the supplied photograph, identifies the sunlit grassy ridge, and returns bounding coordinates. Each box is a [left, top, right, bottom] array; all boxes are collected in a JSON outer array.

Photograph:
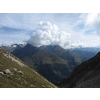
[[0, 47, 57, 88]]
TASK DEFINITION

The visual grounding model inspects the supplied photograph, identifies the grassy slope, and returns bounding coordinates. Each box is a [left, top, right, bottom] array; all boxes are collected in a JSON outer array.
[[0, 47, 57, 88]]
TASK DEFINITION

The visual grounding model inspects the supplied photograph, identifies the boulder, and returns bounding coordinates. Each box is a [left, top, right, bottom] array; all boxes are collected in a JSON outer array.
[[42, 85, 45, 88], [0, 72, 4, 75], [13, 68, 17, 71], [30, 85, 34, 87], [17, 70, 24, 75], [3, 69, 12, 74]]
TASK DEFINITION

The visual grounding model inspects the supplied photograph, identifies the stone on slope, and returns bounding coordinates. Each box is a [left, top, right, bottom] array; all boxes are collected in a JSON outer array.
[[3, 69, 12, 75]]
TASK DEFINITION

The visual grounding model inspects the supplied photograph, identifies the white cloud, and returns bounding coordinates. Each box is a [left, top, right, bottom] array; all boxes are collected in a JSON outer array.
[[1, 13, 100, 48], [0, 13, 61, 31], [0, 14, 40, 30], [70, 30, 100, 48], [85, 13, 98, 26], [26, 21, 100, 49], [79, 13, 100, 35], [27, 21, 71, 48], [0, 32, 30, 46]]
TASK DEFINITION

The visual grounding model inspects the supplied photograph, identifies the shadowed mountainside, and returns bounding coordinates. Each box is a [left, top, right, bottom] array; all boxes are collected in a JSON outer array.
[[57, 52, 100, 88], [12, 44, 72, 83]]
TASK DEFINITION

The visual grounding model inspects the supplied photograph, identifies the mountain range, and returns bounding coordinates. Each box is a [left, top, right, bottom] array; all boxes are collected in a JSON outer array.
[[12, 44, 72, 83], [1, 44, 25, 52], [0, 46, 57, 88], [2, 43, 97, 84], [71, 47, 100, 53], [1, 43, 100, 88], [40, 45, 97, 67], [70, 50, 97, 61]]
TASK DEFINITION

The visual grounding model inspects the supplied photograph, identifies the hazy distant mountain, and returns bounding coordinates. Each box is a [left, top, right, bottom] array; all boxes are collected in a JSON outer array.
[[0, 46, 57, 88], [1, 44, 25, 52], [71, 50, 97, 61], [71, 47, 100, 52], [58, 52, 100, 88], [12, 44, 72, 83]]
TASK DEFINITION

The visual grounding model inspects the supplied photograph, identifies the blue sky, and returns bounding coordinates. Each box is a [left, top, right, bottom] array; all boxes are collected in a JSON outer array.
[[0, 13, 100, 48]]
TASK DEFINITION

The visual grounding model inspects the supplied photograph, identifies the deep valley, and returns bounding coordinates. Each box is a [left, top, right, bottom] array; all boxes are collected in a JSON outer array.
[[1, 43, 99, 88]]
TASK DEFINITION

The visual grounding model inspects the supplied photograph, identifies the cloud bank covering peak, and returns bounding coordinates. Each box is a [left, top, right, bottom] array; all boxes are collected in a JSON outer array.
[[1, 13, 100, 48], [27, 21, 71, 48]]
